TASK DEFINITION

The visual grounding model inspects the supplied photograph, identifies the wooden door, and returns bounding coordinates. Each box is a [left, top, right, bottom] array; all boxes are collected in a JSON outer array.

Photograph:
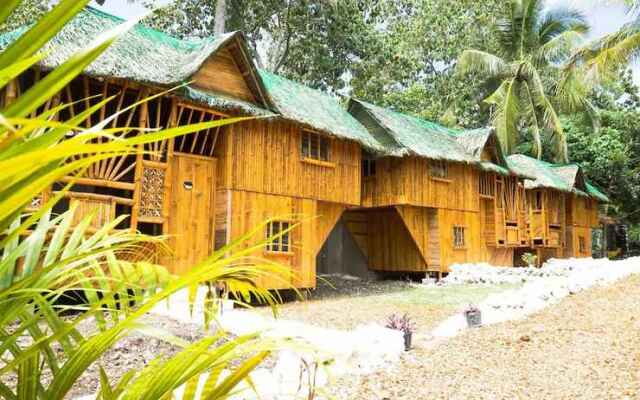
[[168, 154, 216, 275]]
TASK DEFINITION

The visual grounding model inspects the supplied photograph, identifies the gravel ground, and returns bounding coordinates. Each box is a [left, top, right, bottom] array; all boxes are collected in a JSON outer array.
[[328, 274, 640, 399], [66, 314, 207, 398]]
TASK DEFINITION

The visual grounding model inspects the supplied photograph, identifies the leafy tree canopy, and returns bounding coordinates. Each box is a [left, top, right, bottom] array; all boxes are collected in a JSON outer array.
[[563, 69, 640, 224]]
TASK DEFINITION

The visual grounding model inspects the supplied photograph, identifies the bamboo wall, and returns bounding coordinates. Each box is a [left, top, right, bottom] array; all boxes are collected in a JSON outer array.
[[222, 190, 345, 289], [526, 189, 565, 249], [216, 119, 362, 205], [362, 157, 478, 211]]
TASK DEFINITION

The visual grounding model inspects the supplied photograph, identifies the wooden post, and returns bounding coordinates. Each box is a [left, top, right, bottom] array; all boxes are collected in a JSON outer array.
[[162, 99, 177, 236], [131, 88, 150, 231], [5, 79, 18, 105]]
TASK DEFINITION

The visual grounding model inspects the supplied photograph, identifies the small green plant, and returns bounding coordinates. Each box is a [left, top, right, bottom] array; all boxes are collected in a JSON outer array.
[[522, 252, 538, 268]]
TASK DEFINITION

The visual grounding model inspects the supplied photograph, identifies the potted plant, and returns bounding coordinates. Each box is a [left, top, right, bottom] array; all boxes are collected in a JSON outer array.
[[386, 313, 416, 351], [464, 304, 482, 328]]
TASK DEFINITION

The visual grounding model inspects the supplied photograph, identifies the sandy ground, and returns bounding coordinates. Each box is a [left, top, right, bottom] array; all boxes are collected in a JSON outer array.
[[328, 274, 640, 399]]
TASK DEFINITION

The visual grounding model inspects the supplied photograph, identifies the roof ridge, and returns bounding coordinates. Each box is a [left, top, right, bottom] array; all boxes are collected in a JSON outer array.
[[258, 68, 339, 101], [352, 98, 462, 135], [85, 5, 126, 23], [86, 6, 229, 51]]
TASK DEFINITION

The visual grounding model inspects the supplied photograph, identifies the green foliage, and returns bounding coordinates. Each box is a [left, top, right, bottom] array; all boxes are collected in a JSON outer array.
[[456, 0, 595, 163], [140, 0, 504, 126], [0, 2, 299, 399], [350, 0, 504, 127], [563, 70, 640, 224]]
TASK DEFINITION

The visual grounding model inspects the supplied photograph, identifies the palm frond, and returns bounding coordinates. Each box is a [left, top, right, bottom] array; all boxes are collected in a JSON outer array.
[[485, 77, 520, 155], [537, 7, 589, 45], [521, 80, 542, 158], [536, 29, 585, 65], [565, 20, 640, 86], [522, 63, 568, 162], [456, 50, 511, 79]]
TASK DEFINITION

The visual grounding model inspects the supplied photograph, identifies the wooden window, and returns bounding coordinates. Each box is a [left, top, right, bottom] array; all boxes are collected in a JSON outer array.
[[265, 221, 291, 253], [430, 160, 448, 179], [301, 130, 329, 161], [453, 226, 466, 249], [362, 157, 376, 178], [578, 236, 586, 253]]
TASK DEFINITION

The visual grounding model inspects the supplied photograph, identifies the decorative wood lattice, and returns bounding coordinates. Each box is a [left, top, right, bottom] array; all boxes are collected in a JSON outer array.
[[59, 77, 141, 183], [479, 172, 494, 197], [174, 105, 223, 157], [502, 177, 518, 222], [139, 166, 165, 219]]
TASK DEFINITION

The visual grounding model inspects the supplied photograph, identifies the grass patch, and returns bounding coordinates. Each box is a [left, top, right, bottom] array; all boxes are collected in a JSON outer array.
[[369, 284, 521, 308]]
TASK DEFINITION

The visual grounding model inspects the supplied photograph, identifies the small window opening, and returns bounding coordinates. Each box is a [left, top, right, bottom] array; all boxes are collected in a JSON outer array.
[[362, 157, 376, 178], [431, 160, 448, 179], [533, 191, 543, 211], [301, 130, 329, 161], [265, 221, 292, 253], [453, 226, 466, 249]]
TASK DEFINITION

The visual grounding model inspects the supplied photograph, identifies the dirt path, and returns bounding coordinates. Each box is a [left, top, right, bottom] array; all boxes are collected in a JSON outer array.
[[330, 274, 640, 399]]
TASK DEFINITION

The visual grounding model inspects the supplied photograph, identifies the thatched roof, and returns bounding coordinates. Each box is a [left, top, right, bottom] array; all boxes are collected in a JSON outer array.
[[0, 7, 275, 117], [349, 99, 473, 161], [258, 70, 384, 151], [507, 155, 608, 202], [348, 99, 527, 177], [0, 7, 227, 85], [586, 182, 609, 203]]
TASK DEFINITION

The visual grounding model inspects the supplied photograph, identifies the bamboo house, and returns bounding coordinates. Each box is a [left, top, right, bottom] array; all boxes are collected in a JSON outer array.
[[0, 7, 609, 288]]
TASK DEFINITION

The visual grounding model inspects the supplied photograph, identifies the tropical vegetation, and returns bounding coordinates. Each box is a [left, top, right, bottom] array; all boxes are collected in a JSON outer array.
[[456, 0, 594, 162], [0, 1, 295, 399]]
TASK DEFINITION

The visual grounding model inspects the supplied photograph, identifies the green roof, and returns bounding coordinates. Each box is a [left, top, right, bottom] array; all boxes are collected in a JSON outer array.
[[349, 99, 474, 161], [506, 154, 608, 202], [0, 7, 233, 85], [348, 99, 529, 177], [0, 7, 277, 117], [181, 87, 275, 117], [1, 7, 383, 146], [257, 70, 384, 151], [507, 155, 574, 192], [586, 182, 609, 203]]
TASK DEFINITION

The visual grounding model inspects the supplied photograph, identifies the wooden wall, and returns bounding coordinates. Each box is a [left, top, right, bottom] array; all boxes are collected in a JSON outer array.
[[565, 226, 593, 258], [362, 157, 478, 211], [526, 189, 565, 249], [215, 119, 361, 205], [567, 195, 599, 228], [344, 208, 428, 272], [192, 47, 257, 103], [222, 190, 345, 289], [343, 205, 514, 275], [437, 208, 483, 271]]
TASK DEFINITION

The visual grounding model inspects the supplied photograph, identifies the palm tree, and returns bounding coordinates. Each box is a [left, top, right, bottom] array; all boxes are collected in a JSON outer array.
[[563, 2, 640, 92], [456, 0, 591, 163]]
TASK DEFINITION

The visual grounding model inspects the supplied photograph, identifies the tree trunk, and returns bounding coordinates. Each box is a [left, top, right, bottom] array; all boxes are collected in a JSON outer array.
[[214, 0, 226, 35]]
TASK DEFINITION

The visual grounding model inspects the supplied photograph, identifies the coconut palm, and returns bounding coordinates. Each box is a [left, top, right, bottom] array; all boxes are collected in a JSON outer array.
[[563, 2, 640, 92], [456, 0, 591, 163], [0, 1, 298, 399]]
